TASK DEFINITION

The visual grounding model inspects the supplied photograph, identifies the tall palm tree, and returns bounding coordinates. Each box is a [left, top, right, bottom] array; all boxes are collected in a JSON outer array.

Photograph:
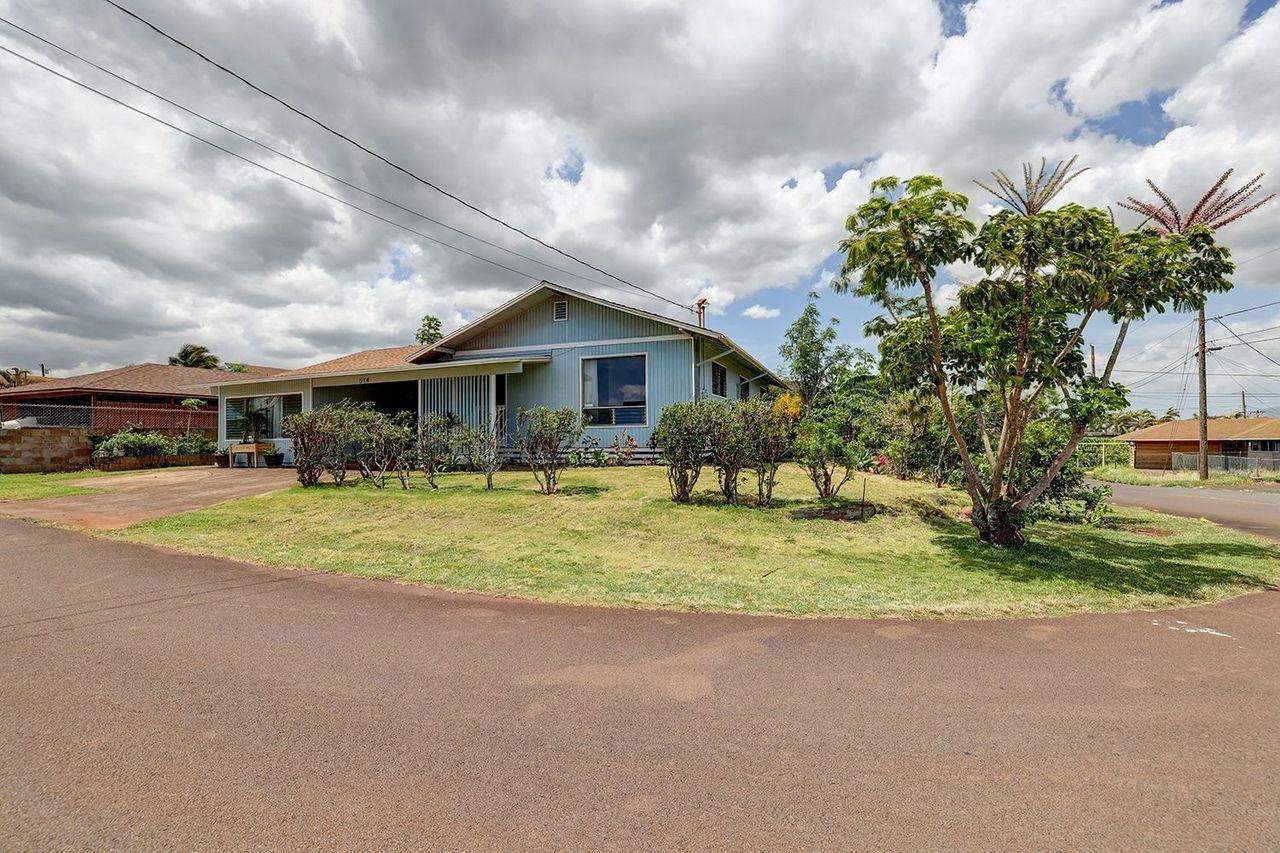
[[168, 344, 221, 370], [1117, 169, 1274, 479]]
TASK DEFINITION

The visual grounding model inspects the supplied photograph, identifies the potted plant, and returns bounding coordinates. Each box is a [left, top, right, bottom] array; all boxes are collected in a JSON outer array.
[[233, 407, 271, 445], [264, 449, 286, 467]]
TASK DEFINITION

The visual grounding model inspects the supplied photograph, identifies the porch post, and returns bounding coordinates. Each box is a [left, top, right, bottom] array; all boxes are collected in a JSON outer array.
[[489, 374, 497, 428]]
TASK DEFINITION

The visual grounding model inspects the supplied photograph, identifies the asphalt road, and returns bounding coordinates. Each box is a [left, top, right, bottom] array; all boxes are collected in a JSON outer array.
[[1105, 481, 1280, 541], [2, 518, 1278, 850]]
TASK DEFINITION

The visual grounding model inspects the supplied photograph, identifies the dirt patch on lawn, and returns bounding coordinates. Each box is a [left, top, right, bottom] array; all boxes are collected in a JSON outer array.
[[0, 467, 295, 530]]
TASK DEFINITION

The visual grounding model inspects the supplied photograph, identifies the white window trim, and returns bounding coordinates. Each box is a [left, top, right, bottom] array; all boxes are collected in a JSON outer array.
[[553, 299, 569, 322], [578, 352, 649, 429]]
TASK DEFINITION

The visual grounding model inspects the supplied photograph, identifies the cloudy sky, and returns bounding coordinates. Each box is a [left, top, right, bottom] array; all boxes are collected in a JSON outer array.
[[1, 0, 1278, 414]]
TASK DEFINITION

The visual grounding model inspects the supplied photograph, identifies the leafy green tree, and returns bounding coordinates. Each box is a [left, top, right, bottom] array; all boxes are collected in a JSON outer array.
[[778, 293, 853, 411], [837, 164, 1232, 545], [168, 343, 221, 369], [415, 314, 443, 345]]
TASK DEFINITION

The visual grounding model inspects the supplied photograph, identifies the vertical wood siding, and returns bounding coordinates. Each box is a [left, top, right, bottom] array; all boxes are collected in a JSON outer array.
[[505, 338, 694, 448], [421, 375, 489, 428], [460, 293, 677, 351]]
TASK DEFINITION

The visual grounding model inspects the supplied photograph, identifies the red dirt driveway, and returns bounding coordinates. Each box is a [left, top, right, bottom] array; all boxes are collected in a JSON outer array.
[[0, 467, 295, 529], [2, 518, 1278, 850]]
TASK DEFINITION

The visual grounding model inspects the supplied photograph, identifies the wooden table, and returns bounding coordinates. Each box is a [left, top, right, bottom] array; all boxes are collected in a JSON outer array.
[[228, 443, 276, 468]]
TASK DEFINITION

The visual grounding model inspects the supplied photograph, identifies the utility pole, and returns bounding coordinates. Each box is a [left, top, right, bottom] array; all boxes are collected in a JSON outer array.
[[1197, 308, 1210, 480], [1090, 344, 1096, 377], [1242, 389, 1247, 419]]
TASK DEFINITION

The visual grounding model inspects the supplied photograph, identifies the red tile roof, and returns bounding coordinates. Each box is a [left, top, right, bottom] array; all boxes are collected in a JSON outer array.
[[0, 363, 285, 399]]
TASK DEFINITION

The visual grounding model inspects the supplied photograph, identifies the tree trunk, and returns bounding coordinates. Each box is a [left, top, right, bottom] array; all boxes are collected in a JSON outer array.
[[969, 498, 1027, 547]]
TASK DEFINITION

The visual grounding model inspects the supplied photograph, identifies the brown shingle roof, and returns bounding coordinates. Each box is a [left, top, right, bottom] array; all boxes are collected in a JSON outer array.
[[1115, 417, 1280, 442], [0, 363, 284, 399], [262, 346, 421, 379]]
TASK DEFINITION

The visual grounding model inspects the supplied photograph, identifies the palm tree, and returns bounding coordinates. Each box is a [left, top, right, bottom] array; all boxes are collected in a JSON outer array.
[[1118, 169, 1274, 479], [1159, 407, 1180, 422], [169, 344, 221, 369], [0, 367, 35, 388]]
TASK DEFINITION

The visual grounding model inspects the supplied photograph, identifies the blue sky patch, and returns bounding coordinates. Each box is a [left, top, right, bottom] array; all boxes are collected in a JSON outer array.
[[1082, 89, 1178, 146], [548, 147, 585, 184]]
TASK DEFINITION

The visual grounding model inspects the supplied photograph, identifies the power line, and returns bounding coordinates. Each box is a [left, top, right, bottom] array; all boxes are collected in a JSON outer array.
[[1205, 322, 1280, 345], [1211, 317, 1280, 370], [99, 0, 689, 313], [1236, 245, 1280, 265], [0, 14, 679, 309], [1213, 299, 1280, 320], [0, 44, 545, 283]]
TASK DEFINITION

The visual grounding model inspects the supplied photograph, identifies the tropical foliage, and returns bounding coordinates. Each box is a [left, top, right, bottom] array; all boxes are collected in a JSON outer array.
[[836, 160, 1234, 545], [168, 343, 221, 369]]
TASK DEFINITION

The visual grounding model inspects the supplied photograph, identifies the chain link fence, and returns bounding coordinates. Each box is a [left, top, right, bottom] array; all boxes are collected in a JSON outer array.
[[1, 402, 217, 434], [1170, 452, 1270, 474]]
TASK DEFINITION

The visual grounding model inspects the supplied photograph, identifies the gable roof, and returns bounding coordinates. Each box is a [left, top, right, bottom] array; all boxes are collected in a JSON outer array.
[[252, 346, 423, 380], [210, 281, 785, 390], [0, 362, 285, 400], [1115, 417, 1280, 442], [411, 281, 785, 385]]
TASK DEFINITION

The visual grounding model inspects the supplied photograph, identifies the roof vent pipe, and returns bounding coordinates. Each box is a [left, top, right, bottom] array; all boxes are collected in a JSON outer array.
[[694, 297, 707, 328]]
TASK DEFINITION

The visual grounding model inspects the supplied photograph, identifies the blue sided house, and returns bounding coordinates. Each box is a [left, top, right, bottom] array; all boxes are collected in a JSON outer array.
[[212, 281, 786, 462]]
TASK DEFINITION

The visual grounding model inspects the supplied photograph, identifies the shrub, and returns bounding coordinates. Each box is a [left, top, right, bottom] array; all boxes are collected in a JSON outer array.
[[514, 406, 585, 495], [282, 409, 328, 487], [417, 412, 461, 489], [653, 400, 716, 503], [706, 401, 752, 505], [455, 419, 504, 490], [93, 427, 175, 458], [740, 397, 792, 507], [567, 435, 607, 468], [794, 416, 856, 499], [606, 432, 638, 466], [171, 431, 217, 456], [347, 408, 415, 489]]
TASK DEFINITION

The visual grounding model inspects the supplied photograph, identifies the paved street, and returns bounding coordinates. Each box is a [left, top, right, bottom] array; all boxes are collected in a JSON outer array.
[[1105, 481, 1280, 541], [2, 517, 1278, 850]]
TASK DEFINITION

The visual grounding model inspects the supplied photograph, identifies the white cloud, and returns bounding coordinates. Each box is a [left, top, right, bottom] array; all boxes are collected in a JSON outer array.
[[0, 0, 1276, 393], [742, 304, 781, 319]]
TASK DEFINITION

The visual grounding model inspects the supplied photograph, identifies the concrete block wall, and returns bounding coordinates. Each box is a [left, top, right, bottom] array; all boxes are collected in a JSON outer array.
[[0, 428, 93, 474]]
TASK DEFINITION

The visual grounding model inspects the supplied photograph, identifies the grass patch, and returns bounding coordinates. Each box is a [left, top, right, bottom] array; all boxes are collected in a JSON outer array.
[[1091, 464, 1280, 487], [111, 465, 1279, 619], [0, 466, 212, 502]]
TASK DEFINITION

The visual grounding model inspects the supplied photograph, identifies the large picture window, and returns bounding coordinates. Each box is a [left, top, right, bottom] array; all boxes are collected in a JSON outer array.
[[582, 355, 646, 426]]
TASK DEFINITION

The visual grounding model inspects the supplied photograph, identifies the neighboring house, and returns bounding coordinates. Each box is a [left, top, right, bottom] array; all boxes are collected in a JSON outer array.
[[212, 281, 787, 462], [0, 363, 284, 433], [1115, 417, 1280, 470]]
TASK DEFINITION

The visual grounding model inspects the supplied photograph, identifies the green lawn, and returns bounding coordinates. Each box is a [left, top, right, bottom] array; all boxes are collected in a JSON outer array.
[[111, 464, 1279, 619], [0, 466, 212, 502], [0, 468, 129, 501], [1092, 464, 1280, 487]]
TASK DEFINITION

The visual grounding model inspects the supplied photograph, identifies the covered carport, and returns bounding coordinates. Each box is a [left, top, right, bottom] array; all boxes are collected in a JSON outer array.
[[311, 380, 417, 416]]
